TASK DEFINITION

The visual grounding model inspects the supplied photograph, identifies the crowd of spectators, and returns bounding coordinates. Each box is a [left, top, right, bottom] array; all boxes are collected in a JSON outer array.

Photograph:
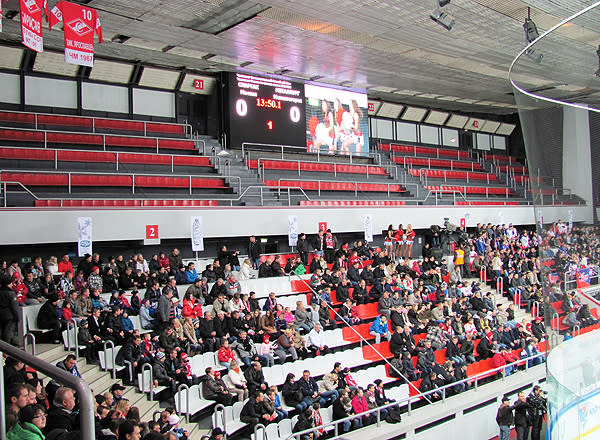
[[1, 220, 599, 439]]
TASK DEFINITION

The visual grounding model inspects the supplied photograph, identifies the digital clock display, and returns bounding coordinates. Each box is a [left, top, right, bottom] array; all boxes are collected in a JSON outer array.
[[226, 72, 306, 149]]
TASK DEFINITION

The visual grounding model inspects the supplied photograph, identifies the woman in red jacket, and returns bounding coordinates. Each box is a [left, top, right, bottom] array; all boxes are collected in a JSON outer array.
[[351, 387, 376, 425], [182, 291, 202, 319], [394, 224, 404, 261]]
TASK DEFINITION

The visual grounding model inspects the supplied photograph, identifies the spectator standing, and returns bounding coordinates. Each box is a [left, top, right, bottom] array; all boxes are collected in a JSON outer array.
[[248, 236, 261, 270], [496, 396, 514, 440]]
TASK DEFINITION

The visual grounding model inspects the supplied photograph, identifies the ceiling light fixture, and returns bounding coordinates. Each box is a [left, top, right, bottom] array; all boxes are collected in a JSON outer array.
[[523, 8, 542, 63], [430, 0, 454, 31]]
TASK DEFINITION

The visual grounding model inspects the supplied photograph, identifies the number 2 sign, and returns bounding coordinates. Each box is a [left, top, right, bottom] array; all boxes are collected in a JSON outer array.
[[146, 225, 159, 239]]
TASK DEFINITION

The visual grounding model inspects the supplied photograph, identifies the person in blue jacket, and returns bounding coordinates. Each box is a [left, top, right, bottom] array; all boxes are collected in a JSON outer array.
[[369, 315, 391, 344]]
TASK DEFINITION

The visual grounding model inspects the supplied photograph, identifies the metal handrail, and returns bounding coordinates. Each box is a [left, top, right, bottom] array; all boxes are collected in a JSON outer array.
[[0, 145, 214, 173], [291, 274, 430, 402], [0, 124, 193, 152], [2, 181, 40, 206], [242, 141, 379, 164], [102, 339, 119, 379], [0, 109, 192, 136], [141, 363, 157, 401], [253, 424, 267, 440], [177, 383, 191, 423], [123, 360, 134, 384], [255, 157, 392, 181], [275, 177, 403, 198], [214, 404, 228, 438], [0, 339, 95, 440], [22, 332, 36, 356], [0, 169, 241, 196], [285, 351, 548, 440]]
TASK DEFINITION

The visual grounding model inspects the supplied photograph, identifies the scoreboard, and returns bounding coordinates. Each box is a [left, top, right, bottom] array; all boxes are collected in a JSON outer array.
[[226, 72, 306, 149]]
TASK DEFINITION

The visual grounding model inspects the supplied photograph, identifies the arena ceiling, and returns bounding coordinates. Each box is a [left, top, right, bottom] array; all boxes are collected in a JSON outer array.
[[1, 0, 600, 115]]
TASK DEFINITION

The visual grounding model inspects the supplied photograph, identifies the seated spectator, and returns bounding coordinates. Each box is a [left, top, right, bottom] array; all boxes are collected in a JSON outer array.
[[333, 389, 361, 433], [5, 384, 30, 432], [521, 339, 544, 367], [369, 315, 391, 344], [476, 332, 495, 360], [152, 351, 175, 398], [232, 331, 266, 368], [45, 387, 78, 434], [307, 323, 329, 357], [317, 373, 340, 405], [225, 360, 249, 402], [275, 328, 298, 363], [116, 335, 143, 383], [244, 361, 269, 396], [353, 280, 369, 305], [37, 294, 61, 343], [240, 392, 276, 427], [351, 387, 376, 426], [7, 403, 47, 440], [217, 340, 237, 369], [55, 354, 82, 378], [139, 299, 156, 330], [185, 263, 198, 284], [299, 370, 333, 408], [294, 302, 313, 334], [293, 408, 315, 440], [202, 367, 234, 405], [417, 340, 437, 376], [282, 373, 310, 412], [268, 386, 288, 420], [419, 372, 442, 401]]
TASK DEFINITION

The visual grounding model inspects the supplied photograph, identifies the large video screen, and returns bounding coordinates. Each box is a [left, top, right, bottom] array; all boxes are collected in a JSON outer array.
[[226, 73, 306, 149], [305, 84, 370, 157]]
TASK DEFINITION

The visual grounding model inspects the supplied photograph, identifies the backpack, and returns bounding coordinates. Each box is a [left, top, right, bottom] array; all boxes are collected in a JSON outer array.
[[385, 405, 402, 424]]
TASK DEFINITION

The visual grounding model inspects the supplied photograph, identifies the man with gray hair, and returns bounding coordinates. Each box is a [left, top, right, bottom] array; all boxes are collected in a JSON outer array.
[[45, 387, 78, 434]]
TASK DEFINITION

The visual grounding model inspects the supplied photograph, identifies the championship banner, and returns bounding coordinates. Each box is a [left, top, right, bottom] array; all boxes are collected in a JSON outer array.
[[364, 214, 373, 242], [288, 215, 298, 247], [20, 0, 49, 52], [190, 216, 204, 252], [77, 216, 92, 257], [50, 1, 102, 67]]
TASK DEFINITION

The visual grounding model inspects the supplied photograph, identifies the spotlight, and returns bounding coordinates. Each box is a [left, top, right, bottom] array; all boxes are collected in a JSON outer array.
[[595, 46, 600, 77], [430, 0, 454, 31], [523, 10, 542, 63]]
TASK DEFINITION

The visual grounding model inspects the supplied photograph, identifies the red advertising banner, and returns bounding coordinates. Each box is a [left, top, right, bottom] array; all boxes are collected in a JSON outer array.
[[20, 0, 48, 52], [50, 1, 102, 67]]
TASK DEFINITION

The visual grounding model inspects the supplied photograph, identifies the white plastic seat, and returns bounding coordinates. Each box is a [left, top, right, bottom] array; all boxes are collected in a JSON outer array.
[[137, 371, 166, 395], [278, 418, 292, 439], [175, 384, 214, 416], [320, 406, 334, 431], [265, 422, 280, 440], [102, 347, 125, 372], [61, 328, 86, 352], [213, 404, 247, 435], [191, 354, 204, 376]]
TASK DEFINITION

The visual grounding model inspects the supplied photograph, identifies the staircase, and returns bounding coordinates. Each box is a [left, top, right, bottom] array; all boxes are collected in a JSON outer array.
[[33, 343, 208, 439]]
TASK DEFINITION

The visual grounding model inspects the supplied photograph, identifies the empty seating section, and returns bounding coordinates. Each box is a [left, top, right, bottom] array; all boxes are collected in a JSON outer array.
[[409, 168, 497, 182], [392, 155, 483, 171], [300, 200, 406, 206], [35, 199, 219, 207], [456, 201, 520, 206], [425, 185, 512, 196], [246, 159, 388, 176], [0, 147, 212, 169], [0, 110, 187, 136], [0, 128, 195, 152], [264, 179, 405, 193], [379, 143, 470, 159], [0, 171, 227, 189], [499, 165, 528, 174]]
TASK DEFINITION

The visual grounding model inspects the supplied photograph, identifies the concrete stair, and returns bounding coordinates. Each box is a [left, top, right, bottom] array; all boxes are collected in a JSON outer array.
[[31, 342, 206, 439]]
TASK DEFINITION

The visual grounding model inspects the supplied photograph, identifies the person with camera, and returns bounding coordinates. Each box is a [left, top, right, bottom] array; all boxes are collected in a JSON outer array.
[[527, 386, 547, 440]]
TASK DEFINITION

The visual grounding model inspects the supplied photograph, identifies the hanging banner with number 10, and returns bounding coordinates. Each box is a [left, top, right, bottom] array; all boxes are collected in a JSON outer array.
[[50, 1, 103, 67]]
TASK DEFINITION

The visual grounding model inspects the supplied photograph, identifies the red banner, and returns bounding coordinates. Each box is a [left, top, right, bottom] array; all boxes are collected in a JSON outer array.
[[50, 1, 102, 67], [20, 0, 48, 52]]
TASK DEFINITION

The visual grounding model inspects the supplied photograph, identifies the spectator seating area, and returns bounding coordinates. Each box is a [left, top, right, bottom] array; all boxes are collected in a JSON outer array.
[[0, 110, 234, 207]]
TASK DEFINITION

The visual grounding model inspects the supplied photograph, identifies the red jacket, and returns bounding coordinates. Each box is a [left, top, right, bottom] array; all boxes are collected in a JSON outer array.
[[218, 346, 236, 363], [352, 394, 369, 414], [182, 298, 202, 319]]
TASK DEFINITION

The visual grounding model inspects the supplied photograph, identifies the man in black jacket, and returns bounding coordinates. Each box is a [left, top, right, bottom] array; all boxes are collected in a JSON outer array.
[[152, 351, 175, 397], [116, 335, 143, 383], [103, 305, 126, 345], [244, 361, 268, 395], [198, 311, 218, 351], [513, 392, 530, 440], [37, 293, 61, 343], [248, 236, 261, 269], [496, 396, 514, 440], [0, 281, 20, 345], [45, 387, 79, 434], [240, 392, 271, 427]]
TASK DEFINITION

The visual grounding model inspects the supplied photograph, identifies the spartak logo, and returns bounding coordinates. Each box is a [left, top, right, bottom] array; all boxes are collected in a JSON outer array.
[[67, 18, 92, 37], [23, 0, 40, 14]]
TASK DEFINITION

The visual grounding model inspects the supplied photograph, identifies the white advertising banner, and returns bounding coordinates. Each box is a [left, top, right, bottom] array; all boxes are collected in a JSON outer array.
[[190, 216, 204, 252], [364, 214, 373, 242], [288, 215, 298, 247], [568, 209, 573, 230], [77, 216, 92, 257]]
